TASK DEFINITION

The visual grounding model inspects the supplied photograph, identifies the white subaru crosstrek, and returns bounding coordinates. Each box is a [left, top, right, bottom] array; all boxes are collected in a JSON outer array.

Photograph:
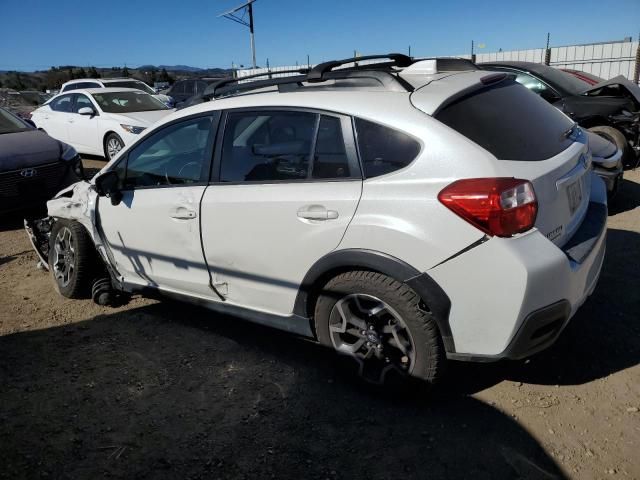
[[26, 54, 607, 385]]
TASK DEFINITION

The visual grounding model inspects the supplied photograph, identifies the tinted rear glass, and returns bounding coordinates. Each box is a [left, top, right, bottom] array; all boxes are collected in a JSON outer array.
[[355, 118, 421, 178], [435, 80, 574, 161]]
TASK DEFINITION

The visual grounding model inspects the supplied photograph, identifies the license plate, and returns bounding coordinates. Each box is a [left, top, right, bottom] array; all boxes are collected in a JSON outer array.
[[566, 180, 583, 215]]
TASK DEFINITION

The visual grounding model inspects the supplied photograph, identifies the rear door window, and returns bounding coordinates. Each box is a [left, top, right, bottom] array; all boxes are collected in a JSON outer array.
[[435, 80, 575, 161], [50, 94, 73, 112], [354, 118, 421, 178]]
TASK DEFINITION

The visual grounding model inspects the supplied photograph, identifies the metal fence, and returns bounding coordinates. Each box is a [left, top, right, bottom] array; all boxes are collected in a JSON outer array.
[[237, 39, 640, 84]]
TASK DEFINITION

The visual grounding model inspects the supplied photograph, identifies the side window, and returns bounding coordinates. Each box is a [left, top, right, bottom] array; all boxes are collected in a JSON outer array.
[[312, 115, 351, 179], [123, 116, 214, 189], [50, 94, 73, 113], [196, 81, 209, 94], [73, 94, 94, 113], [354, 118, 421, 178], [170, 82, 185, 96], [514, 72, 560, 103], [220, 111, 316, 182], [184, 80, 196, 96]]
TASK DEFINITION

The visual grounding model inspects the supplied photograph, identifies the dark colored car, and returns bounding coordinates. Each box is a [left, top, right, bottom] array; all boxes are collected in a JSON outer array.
[[479, 61, 639, 170], [561, 69, 603, 86], [164, 78, 220, 107], [0, 107, 84, 215]]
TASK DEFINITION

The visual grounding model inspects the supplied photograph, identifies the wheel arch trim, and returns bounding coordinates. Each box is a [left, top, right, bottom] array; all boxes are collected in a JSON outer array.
[[294, 249, 456, 352]]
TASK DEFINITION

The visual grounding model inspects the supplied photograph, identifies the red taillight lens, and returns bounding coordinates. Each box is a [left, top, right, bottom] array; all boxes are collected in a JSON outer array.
[[438, 178, 538, 237]]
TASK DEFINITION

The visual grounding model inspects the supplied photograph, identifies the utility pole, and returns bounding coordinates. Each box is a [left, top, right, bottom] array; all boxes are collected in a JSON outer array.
[[544, 32, 551, 65], [219, 0, 258, 69], [248, 1, 256, 69]]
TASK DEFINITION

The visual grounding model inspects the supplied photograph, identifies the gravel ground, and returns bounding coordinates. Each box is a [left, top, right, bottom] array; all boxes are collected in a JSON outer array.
[[0, 158, 639, 480]]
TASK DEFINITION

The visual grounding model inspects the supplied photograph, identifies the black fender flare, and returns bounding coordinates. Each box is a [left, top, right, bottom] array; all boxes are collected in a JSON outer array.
[[294, 249, 455, 352]]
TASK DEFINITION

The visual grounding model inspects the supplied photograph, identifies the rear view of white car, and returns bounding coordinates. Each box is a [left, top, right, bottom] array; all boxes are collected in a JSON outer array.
[[31, 88, 172, 160], [27, 54, 607, 386], [60, 78, 174, 107]]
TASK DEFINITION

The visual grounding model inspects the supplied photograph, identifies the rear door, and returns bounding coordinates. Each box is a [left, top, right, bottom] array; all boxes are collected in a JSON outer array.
[[41, 94, 74, 143], [433, 78, 591, 246], [200, 109, 362, 315], [67, 93, 100, 154]]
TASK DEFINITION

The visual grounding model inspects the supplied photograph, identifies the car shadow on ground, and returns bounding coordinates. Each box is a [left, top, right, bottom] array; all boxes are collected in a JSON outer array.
[[1, 303, 567, 480], [446, 226, 640, 393], [609, 176, 640, 215]]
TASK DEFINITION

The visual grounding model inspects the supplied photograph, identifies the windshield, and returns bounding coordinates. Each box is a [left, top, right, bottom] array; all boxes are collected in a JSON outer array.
[[91, 91, 168, 113], [106, 80, 156, 95], [0, 108, 30, 134]]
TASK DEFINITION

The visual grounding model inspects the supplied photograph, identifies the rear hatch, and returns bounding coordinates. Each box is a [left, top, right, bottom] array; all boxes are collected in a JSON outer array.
[[414, 75, 591, 247]]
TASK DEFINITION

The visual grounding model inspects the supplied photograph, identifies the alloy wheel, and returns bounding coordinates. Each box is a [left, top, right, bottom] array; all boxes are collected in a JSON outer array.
[[107, 138, 122, 159], [328, 293, 416, 384], [52, 226, 75, 287]]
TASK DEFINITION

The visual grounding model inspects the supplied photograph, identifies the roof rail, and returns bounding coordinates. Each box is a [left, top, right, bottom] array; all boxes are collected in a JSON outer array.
[[201, 53, 416, 100], [202, 67, 310, 99], [307, 53, 414, 81]]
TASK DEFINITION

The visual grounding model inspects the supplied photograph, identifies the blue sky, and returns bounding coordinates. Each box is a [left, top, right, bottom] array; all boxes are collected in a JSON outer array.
[[1, 0, 638, 71]]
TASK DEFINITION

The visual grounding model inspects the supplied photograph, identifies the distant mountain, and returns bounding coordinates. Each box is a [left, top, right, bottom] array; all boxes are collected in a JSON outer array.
[[137, 64, 204, 72]]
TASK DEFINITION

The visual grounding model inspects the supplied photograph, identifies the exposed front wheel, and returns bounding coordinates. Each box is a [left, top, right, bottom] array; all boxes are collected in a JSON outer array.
[[314, 271, 446, 385], [104, 133, 124, 160], [48, 220, 97, 298]]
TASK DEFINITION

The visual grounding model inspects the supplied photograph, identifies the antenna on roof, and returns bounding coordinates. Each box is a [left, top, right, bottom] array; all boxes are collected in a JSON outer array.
[[218, 0, 258, 69]]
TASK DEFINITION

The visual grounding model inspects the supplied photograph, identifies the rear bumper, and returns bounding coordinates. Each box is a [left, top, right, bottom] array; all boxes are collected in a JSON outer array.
[[430, 173, 607, 360]]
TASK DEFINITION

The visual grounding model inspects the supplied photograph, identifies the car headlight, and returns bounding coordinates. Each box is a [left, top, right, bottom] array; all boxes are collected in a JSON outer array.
[[60, 142, 78, 161], [120, 124, 146, 135], [60, 142, 84, 178]]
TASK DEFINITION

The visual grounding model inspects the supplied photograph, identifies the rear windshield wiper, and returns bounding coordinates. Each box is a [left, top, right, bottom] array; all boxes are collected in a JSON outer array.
[[562, 122, 581, 140]]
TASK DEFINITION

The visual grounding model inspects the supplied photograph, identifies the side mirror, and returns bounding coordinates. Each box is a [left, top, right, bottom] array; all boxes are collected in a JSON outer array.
[[78, 107, 95, 116], [95, 170, 123, 206]]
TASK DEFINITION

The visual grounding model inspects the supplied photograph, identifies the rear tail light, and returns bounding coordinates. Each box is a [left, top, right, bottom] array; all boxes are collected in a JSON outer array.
[[438, 178, 538, 237]]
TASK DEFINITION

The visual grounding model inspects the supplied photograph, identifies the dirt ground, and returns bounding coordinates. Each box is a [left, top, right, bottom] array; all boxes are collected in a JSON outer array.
[[1, 158, 638, 480]]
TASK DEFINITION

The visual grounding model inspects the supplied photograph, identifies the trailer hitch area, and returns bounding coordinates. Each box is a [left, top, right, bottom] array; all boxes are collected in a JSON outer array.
[[24, 217, 54, 270]]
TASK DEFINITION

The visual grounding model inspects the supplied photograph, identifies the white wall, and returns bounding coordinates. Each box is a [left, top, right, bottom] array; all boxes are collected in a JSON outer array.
[[238, 40, 639, 83]]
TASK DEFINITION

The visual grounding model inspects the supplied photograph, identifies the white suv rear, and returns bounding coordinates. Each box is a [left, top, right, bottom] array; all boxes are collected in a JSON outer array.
[[30, 55, 607, 385]]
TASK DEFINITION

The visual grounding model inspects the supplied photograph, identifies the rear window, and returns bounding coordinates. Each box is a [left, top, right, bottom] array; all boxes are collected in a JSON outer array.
[[435, 80, 575, 161], [355, 118, 421, 178]]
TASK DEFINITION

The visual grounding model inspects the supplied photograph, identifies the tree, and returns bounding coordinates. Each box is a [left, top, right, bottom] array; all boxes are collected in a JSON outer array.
[[158, 68, 174, 85], [122, 66, 130, 77], [77, 67, 87, 79], [67, 67, 75, 81], [88, 66, 100, 78], [5, 71, 26, 90]]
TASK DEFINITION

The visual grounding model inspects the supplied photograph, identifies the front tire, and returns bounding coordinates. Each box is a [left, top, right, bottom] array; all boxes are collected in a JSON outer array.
[[48, 220, 97, 299], [314, 271, 446, 385], [104, 133, 124, 160]]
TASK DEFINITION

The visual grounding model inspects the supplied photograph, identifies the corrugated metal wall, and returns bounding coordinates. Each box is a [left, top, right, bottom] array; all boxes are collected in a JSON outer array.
[[548, 41, 638, 80], [238, 40, 639, 83]]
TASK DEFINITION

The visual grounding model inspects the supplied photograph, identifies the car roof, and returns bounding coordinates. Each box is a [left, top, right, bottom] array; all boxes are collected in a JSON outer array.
[[478, 60, 552, 75]]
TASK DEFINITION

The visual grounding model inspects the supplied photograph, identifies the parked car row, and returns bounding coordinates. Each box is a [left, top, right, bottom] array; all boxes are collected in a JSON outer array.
[[24, 53, 619, 386]]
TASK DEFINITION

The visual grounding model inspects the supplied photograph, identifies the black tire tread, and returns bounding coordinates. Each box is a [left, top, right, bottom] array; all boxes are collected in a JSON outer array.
[[314, 270, 446, 384], [48, 220, 98, 299]]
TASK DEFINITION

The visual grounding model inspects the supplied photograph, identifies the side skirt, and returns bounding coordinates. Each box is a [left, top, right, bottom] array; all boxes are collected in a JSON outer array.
[[125, 283, 314, 338]]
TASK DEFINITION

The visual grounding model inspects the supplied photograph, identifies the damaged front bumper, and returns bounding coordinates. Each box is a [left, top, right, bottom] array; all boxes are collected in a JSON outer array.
[[24, 217, 53, 269]]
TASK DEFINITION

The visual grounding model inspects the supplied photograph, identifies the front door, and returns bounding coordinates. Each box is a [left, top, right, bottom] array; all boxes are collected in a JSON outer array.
[[200, 109, 363, 316], [98, 113, 219, 297]]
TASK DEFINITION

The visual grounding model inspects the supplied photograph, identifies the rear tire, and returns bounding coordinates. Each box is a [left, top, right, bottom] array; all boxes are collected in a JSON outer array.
[[104, 133, 124, 160], [48, 220, 97, 299], [588, 125, 633, 167], [314, 271, 446, 385]]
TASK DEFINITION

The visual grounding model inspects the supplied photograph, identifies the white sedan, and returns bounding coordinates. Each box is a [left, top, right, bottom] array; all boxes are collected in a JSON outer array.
[[31, 88, 173, 160]]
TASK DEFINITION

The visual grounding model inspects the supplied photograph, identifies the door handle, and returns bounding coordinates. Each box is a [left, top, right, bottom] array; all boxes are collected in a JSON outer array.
[[170, 205, 197, 219], [297, 205, 339, 221]]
